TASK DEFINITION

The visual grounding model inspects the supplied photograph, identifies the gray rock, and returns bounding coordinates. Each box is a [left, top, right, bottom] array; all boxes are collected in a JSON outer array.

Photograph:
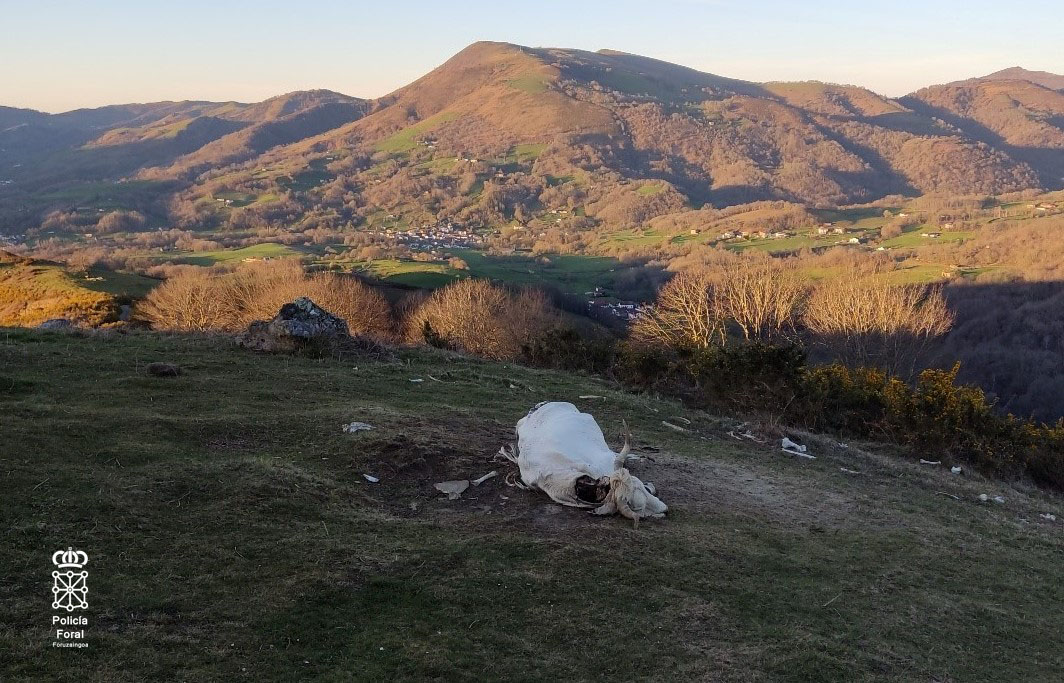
[[147, 362, 181, 377], [238, 297, 350, 353], [36, 319, 74, 330]]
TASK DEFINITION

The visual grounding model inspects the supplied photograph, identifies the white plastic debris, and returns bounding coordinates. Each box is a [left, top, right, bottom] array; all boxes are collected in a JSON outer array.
[[951, 466, 963, 474], [343, 422, 373, 433], [434, 480, 470, 500], [993, 496, 1005, 504], [1041, 513, 1057, 522], [471, 470, 498, 486], [362, 474, 380, 483], [781, 437, 814, 458], [920, 459, 941, 465]]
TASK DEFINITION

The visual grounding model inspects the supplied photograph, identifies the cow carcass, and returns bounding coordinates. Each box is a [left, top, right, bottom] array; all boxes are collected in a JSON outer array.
[[500, 402, 667, 526]]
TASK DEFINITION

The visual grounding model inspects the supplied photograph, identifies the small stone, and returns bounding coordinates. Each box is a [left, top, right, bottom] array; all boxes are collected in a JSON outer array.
[[146, 362, 181, 377]]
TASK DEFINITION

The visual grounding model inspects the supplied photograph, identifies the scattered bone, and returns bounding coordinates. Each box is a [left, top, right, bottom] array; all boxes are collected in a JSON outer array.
[[979, 494, 988, 502], [1041, 513, 1057, 521], [434, 480, 470, 500], [993, 496, 1006, 504], [936, 491, 960, 500], [978, 494, 1006, 504], [661, 421, 687, 432], [427, 375, 444, 382], [362, 474, 380, 483], [670, 416, 692, 425], [579, 395, 605, 399], [839, 467, 861, 474], [409, 378, 424, 383], [729, 426, 764, 442], [920, 459, 941, 465], [951, 466, 963, 474], [471, 471, 498, 486], [343, 422, 373, 433]]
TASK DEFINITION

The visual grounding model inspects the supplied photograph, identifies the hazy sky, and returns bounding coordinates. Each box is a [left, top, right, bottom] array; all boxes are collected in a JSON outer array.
[[3, 0, 1061, 113]]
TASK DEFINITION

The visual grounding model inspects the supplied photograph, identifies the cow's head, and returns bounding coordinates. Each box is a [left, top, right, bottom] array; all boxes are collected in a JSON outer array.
[[593, 468, 667, 527]]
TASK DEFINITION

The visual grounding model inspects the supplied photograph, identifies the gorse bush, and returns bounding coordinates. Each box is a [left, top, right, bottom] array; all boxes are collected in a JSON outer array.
[[614, 340, 1063, 490], [520, 327, 616, 373], [796, 362, 1063, 490]]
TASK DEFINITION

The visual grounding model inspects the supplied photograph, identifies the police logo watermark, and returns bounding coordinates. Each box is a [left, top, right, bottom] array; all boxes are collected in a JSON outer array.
[[51, 547, 89, 648], [52, 547, 88, 611]]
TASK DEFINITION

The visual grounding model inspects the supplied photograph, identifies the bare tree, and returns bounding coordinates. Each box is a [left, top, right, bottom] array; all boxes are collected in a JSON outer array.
[[630, 270, 725, 349], [803, 265, 954, 376], [405, 278, 556, 360], [716, 261, 806, 342]]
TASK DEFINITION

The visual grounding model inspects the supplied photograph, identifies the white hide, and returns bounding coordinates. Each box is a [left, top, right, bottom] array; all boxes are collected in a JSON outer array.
[[510, 402, 667, 522]]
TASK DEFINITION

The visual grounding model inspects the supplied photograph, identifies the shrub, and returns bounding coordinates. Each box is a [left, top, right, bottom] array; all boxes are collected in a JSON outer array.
[[135, 261, 393, 338], [521, 327, 616, 373], [404, 279, 557, 360], [792, 362, 1063, 487]]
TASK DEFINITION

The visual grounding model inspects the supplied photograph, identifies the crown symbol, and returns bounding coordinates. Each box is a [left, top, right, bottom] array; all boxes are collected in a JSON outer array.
[[52, 547, 88, 569]]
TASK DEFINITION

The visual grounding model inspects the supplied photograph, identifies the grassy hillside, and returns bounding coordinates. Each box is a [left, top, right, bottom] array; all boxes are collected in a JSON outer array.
[[2, 329, 1062, 681]]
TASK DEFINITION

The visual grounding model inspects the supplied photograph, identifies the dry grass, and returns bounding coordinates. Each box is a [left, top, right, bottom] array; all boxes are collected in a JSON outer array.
[[136, 260, 393, 338]]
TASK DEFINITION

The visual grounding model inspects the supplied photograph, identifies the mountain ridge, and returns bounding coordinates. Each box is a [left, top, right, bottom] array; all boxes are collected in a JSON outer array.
[[2, 43, 1061, 234]]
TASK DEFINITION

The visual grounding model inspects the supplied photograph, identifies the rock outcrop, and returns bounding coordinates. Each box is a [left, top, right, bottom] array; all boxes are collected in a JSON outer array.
[[238, 297, 350, 353]]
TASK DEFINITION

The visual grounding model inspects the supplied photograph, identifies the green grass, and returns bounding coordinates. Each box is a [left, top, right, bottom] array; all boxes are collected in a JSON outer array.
[[507, 75, 549, 94], [2, 330, 1062, 681], [80, 267, 160, 298], [513, 143, 547, 163], [356, 259, 461, 288], [880, 229, 974, 249], [603, 227, 666, 248], [635, 183, 666, 196], [457, 250, 627, 295], [726, 233, 826, 254], [354, 251, 632, 296], [416, 156, 459, 174], [374, 111, 459, 155], [168, 243, 304, 266]]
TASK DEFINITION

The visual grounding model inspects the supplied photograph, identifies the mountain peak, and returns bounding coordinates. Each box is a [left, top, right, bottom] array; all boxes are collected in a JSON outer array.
[[970, 67, 1064, 91]]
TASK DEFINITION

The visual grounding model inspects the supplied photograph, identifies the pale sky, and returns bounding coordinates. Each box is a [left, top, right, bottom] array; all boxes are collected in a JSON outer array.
[[2, 0, 1061, 113]]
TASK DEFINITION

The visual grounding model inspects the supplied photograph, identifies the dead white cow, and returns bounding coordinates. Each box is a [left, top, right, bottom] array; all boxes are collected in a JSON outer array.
[[500, 402, 667, 526]]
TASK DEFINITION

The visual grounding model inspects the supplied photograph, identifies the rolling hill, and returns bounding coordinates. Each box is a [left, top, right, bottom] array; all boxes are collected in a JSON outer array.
[[970, 66, 1064, 91], [167, 43, 1057, 235], [903, 77, 1064, 187], [0, 91, 368, 192], [2, 43, 1062, 236]]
